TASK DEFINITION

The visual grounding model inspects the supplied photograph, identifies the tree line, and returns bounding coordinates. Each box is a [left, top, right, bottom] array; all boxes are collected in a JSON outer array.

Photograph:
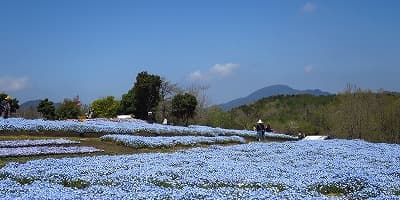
[[35, 71, 198, 126]]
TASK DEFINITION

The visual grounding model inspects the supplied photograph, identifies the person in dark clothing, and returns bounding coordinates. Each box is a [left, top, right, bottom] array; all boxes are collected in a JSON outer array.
[[254, 119, 265, 141], [265, 123, 273, 133], [0, 101, 3, 117], [1, 96, 11, 119], [147, 111, 155, 124]]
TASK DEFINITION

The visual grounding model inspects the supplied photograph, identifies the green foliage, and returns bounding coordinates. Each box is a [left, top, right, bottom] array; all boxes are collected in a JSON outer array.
[[328, 87, 400, 142], [199, 106, 234, 128], [56, 99, 81, 119], [286, 121, 299, 133], [91, 96, 119, 118], [0, 173, 34, 185], [119, 71, 162, 119], [223, 94, 335, 133], [61, 179, 90, 189], [37, 98, 56, 120], [119, 89, 135, 115], [133, 71, 162, 120], [172, 93, 198, 126], [151, 179, 182, 189], [10, 98, 19, 112], [0, 94, 6, 102], [0, 173, 8, 179], [311, 179, 365, 197], [16, 177, 35, 185]]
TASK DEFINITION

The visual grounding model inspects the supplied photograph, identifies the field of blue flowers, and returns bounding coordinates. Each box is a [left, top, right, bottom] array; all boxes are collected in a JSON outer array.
[[0, 139, 399, 199], [0, 118, 399, 199], [0, 118, 296, 139]]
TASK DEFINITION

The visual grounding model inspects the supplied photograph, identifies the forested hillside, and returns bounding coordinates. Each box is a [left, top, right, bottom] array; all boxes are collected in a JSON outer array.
[[197, 87, 400, 143], [219, 84, 330, 111]]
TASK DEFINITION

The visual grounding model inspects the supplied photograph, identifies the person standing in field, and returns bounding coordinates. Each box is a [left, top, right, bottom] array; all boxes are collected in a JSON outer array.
[[254, 119, 265, 141], [147, 111, 155, 124], [1, 96, 11, 119], [162, 118, 168, 125]]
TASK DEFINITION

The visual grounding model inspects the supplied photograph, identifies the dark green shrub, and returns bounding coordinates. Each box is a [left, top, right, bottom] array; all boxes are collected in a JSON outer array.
[[61, 179, 90, 189]]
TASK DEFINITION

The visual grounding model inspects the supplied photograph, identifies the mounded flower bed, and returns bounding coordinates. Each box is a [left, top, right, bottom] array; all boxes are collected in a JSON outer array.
[[0, 146, 103, 157], [0, 139, 79, 148], [101, 134, 246, 149]]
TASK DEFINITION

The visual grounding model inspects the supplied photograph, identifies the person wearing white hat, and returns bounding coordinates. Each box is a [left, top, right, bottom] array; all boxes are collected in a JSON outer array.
[[254, 119, 265, 141], [147, 111, 155, 124], [1, 96, 12, 119]]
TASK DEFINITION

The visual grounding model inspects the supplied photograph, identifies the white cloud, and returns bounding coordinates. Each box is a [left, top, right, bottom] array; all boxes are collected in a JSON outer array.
[[304, 65, 313, 73], [210, 63, 239, 77], [0, 76, 29, 92], [302, 2, 316, 13], [187, 63, 239, 82], [188, 70, 203, 81]]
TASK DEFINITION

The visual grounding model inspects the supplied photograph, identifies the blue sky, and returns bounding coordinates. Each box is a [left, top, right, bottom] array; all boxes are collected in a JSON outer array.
[[1, 0, 399, 105]]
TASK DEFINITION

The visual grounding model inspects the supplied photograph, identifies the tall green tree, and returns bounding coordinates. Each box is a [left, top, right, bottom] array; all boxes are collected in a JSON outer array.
[[133, 71, 162, 120], [91, 96, 119, 118], [10, 98, 19, 113], [119, 89, 135, 115], [37, 98, 56, 120], [172, 93, 197, 126], [56, 99, 81, 119]]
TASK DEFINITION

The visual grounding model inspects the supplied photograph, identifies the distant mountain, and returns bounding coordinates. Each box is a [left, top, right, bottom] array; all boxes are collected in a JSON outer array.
[[19, 100, 41, 110], [19, 100, 61, 110], [219, 84, 331, 111]]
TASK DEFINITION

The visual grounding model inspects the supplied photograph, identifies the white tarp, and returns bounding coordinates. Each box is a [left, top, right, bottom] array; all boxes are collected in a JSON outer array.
[[302, 135, 329, 140], [117, 115, 132, 119]]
